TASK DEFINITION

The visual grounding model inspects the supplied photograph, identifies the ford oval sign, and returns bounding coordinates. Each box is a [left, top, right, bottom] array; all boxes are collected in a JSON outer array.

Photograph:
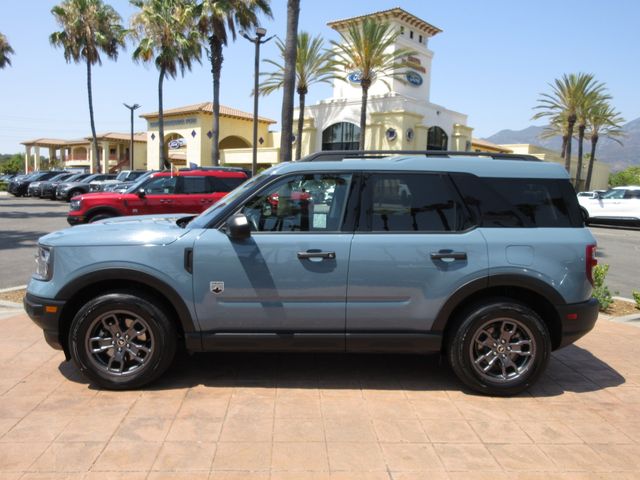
[[405, 71, 423, 87], [347, 71, 375, 85], [347, 71, 362, 84]]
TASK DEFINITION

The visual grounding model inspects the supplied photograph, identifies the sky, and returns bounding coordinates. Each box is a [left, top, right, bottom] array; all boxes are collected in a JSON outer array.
[[1, 0, 639, 154]]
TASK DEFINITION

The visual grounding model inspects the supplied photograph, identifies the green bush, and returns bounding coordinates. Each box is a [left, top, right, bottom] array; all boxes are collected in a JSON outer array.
[[633, 290, 640, 310], [592, 264, 613, 311]]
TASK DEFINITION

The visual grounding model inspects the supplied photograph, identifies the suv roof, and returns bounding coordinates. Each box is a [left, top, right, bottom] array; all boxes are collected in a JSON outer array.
[[271, 151, 567, 180], [300, 150, 542, 162], [153, 170, 247, 178]]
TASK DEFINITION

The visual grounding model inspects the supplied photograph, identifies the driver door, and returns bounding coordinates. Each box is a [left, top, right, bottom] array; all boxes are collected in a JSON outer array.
[[192, 173, 355, 339]]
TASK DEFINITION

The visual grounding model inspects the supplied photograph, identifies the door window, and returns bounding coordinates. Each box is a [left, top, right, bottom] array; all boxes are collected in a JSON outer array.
[[240, 173, 352, 232], [180, 176, 208, 194], [362, 173, 469, 232]]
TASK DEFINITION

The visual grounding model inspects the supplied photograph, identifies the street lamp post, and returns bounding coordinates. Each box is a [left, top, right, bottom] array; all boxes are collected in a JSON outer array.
[[123, 103, 141, 170], [242, 27, 274, 176]]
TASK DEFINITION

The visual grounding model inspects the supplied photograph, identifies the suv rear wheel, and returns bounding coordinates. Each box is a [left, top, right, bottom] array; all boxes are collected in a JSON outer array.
[[69, 292, 176, 389], [448, 299, 550, 396]]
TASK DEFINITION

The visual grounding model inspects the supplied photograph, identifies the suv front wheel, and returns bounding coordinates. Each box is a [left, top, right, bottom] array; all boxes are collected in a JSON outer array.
[[448, 299, 551, 396], [69, 292, 176, 389]]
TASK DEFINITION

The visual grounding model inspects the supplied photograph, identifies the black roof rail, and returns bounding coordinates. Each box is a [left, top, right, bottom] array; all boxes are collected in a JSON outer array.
[[298, 150, 542, 162]]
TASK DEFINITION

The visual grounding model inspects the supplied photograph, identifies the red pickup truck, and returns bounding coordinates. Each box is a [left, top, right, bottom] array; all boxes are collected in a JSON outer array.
[[67, 169, 248, 225]]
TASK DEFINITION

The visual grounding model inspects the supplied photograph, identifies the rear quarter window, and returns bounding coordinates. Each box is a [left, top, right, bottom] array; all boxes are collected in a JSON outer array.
[[451, 173, 583, 228]]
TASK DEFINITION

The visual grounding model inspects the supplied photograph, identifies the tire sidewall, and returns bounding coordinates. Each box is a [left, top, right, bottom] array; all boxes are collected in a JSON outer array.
[[69, 292, 175, 390], [449, 300, 550, 396]]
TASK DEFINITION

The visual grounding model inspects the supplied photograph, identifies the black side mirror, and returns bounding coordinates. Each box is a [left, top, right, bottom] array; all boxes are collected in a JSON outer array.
[[137, 188, 146, 198], [227, 214, 251, 241]]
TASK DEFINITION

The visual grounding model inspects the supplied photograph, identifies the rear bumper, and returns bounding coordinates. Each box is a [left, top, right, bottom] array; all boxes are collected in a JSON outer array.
[[556, 298, 599, 349], [23, 293, 66, 352]]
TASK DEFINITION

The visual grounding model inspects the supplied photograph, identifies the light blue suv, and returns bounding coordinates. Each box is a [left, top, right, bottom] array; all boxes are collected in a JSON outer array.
[[24, 151, 599, 395]]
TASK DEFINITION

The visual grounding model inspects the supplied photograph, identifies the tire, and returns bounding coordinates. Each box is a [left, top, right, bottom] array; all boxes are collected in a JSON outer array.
[[447, 298, 550, 396], [69, 292, 177, 390], [88, 212, 116, 223], [67, 190, 82, 202]]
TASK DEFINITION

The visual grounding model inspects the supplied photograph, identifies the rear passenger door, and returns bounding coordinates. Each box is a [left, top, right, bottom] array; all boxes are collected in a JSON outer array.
[[346, 172, 489, 347]]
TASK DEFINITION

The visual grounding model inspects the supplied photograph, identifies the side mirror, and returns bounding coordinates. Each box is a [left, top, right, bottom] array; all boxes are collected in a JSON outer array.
[[227, 214, 251, 241], [137, 188, 146, 198]]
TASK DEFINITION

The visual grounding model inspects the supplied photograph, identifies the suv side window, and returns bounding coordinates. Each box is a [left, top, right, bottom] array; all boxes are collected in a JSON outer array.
[[181, 176, 208, 194], [361, 173, 470, 232], [145, 176, 177, 195], [240, 173, 352, 232], [623, 190, 640, 199], [451, 173, 582, 227]]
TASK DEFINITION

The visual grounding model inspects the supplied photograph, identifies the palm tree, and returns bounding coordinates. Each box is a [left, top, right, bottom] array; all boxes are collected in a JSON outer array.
[[131, 0, 202, 169], [50, 0, 125, 173], [575, 89, 610, 189], [331, 19, 415, 149], [0, 33, 14, 68], [260, 32, 337, 160], [585, 103, 625, 191], [198, 0, 272, 166], [279, 0, 300, 163], [533, 73, 606, 173], [539, 113, 569, 159]]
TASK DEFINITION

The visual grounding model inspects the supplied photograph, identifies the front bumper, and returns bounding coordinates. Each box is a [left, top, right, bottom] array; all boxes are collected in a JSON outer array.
[[66, 214, 86, 226], [23, 292, 66, 352], [556, 298, 599, 348]]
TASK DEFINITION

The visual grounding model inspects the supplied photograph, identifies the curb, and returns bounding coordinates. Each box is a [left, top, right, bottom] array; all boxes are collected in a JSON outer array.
[[0, 285, 27, 294], [0, 300, 22, 309]]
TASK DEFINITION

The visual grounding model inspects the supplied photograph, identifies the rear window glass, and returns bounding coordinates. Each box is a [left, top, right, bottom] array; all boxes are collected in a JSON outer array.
[[451, 174, 582, 228], [209, 176, 246, 192], [181, 176, 208, 194]]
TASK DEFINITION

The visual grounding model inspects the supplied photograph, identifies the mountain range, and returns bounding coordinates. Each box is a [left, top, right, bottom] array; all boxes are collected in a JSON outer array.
[[484, 117, 640, 171]]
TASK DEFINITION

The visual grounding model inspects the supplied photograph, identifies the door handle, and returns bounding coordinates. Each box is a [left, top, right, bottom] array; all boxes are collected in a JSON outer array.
[[297, 251, 336, 260], [430, 251, 467, 261]]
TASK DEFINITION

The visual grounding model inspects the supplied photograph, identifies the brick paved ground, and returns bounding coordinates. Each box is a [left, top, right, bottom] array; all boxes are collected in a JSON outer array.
[[1, 309, 639, 479]]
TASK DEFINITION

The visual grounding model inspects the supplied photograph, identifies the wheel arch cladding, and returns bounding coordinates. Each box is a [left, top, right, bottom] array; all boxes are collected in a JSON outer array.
[[435, 276, 563, 351], [55, 269, 198, 357]]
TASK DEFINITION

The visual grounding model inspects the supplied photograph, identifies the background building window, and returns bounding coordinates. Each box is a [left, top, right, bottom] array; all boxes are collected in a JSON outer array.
[[322, 122, 361, 151], [427, 126, 448, 150]]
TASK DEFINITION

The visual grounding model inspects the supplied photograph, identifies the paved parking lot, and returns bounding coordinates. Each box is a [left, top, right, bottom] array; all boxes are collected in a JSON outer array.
[[0, 195, 68, 289], [1, 307, 640, 478]]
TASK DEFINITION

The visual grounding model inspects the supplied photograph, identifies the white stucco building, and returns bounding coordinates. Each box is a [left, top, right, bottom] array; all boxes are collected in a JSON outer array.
[[297, 7, 473, 155]]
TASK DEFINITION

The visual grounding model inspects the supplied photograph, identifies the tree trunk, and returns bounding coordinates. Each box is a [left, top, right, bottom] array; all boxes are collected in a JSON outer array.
[[295, 89, 306, 160], [87, 60, 100, 173], [561, 134, 568, 160], [279, 0, 300, 163], [585, 135, 598, 191], [210, 36, 223, 166], [158, 66, 168, 169], [564, 115, 576, 172], [359, 80, 370, 150], [575, 123, 586, 190]]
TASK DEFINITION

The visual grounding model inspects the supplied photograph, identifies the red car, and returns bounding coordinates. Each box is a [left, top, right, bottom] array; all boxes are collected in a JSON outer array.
[[67, 169, 248, 225]]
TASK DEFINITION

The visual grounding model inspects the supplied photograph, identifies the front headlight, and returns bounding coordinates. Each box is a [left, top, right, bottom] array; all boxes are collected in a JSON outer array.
[[70, 199, 81, 211], [33, 245, 53, 281]]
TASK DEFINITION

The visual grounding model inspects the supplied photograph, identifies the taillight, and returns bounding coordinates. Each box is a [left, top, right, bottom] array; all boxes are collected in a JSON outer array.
[[586, 244, 598, 286]]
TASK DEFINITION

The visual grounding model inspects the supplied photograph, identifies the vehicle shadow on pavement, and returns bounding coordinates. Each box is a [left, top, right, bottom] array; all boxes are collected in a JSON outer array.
[[0, 229, 51, 250], [0, 210, 67, 219], [58, 344, 625, 397]]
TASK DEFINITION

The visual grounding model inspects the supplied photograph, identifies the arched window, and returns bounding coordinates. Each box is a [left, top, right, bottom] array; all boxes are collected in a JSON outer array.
[[427, 126, 448, 151], [322, 122, 360, 151]]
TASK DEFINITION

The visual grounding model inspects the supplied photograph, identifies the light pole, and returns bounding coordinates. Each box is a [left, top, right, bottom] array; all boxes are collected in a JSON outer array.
[[242, 27, 274, 176], [123, 103, 141, 170]]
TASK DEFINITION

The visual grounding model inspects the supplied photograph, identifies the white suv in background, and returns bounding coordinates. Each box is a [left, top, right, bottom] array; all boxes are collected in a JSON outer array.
[[578, 186, 640, 226]]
